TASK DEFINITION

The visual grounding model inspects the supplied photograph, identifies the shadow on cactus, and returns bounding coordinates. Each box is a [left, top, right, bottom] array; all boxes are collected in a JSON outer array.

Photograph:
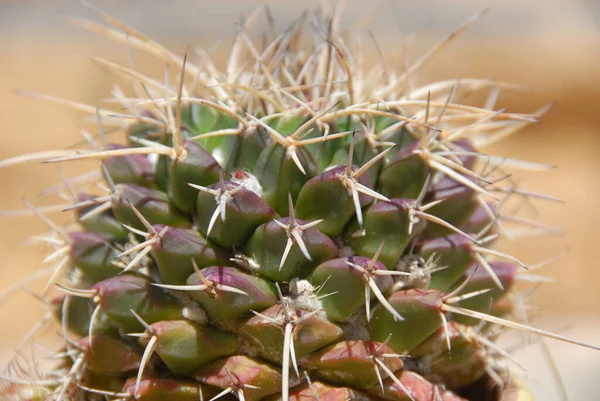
[[0, 1, 596, 401]]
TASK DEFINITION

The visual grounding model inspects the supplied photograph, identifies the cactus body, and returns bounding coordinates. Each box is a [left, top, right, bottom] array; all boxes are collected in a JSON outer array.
[[2, 3, 595, 401]]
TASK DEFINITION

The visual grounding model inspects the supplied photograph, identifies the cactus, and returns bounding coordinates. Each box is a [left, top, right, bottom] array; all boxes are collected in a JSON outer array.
[[0, 2, 597, 401]]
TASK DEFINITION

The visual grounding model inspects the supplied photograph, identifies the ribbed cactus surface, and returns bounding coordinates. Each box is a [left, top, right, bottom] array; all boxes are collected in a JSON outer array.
[[1, 3, 597, 401]]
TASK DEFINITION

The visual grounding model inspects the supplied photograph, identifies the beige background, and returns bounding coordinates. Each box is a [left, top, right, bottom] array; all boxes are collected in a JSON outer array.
[[0, 1, 599, 399]]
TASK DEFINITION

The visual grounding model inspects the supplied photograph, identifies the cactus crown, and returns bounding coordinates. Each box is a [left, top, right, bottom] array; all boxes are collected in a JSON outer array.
[[0, 2, 597, 401]]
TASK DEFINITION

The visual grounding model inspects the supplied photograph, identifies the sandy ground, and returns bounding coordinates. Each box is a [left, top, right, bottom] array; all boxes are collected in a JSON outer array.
[[0, 1, 599, 399]]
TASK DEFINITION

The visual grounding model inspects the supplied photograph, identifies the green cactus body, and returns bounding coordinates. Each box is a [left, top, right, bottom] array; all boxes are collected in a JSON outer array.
[[1, 3, 593, 401]]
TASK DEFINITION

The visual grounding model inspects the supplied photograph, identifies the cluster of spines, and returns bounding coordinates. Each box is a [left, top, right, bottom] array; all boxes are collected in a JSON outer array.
[[0, 2, 595, 401]]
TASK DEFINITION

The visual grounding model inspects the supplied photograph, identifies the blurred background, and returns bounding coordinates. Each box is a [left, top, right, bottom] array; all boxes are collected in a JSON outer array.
[[0, 0, 599, 399]]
